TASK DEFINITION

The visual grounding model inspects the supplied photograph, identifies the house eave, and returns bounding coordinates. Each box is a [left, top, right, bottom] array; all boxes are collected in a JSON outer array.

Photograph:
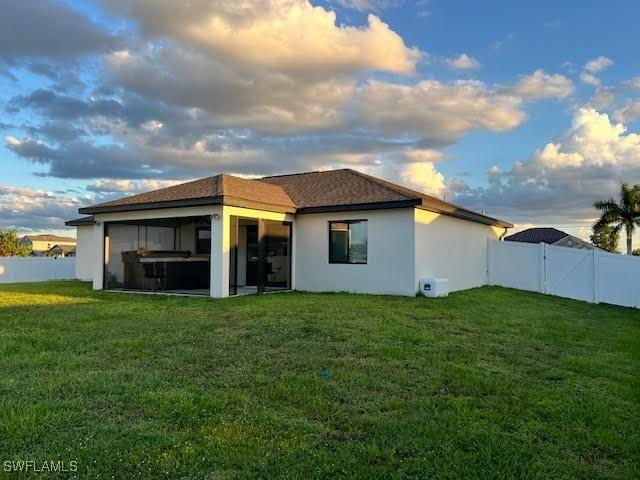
[[297, 199, 421, 214], [417, 203, 513, 228], [65, 216, 95, 227], [79, 196, 296, 215]]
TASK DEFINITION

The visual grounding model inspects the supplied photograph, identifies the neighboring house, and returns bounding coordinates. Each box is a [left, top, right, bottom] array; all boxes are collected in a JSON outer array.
[[504, 227, 595, 250], [20, 234, 77, 256], [65, 169, 512, 297], [49, 244, 76, 257]]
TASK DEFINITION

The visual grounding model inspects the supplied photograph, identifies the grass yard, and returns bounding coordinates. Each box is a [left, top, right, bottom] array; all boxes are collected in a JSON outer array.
[[0, 281, 638, 479]]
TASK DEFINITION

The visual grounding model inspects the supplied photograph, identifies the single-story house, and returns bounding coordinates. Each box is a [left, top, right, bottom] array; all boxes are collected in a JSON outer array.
[[20, 234, 77, 256], [49, 244, 76, 257], [65, 169, 512, 298], [505, 227, 595, 250]]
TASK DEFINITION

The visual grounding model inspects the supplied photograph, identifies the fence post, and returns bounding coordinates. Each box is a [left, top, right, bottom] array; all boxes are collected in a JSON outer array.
[[592, 248, 598, 304], [538, 243, 546, 294], [487, 239, 492, 286]]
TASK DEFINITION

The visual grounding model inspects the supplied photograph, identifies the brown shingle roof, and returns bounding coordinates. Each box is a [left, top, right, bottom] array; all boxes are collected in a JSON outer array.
[[77, 169, 511, 227], [260, 169, 413, 208], [80, 174, 296, 214], [262, 169, 512, 227]]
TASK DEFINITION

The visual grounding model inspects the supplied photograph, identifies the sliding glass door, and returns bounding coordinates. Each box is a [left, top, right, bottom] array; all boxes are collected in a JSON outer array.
[[262, 220, 291, 292], [229, 216, 292, 295]]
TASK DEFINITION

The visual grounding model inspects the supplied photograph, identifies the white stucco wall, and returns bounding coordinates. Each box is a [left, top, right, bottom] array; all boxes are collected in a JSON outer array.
[[414, 209, 505, 293], [294, 208, 416, 296], [75, 224, 98, 281]]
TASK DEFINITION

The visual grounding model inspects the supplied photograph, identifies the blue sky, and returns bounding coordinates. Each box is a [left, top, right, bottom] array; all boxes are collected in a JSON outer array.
[[1, 0, 639, 244]]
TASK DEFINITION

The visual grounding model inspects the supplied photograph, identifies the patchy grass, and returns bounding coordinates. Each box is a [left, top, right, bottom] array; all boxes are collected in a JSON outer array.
[[0, 281, 638, 479]]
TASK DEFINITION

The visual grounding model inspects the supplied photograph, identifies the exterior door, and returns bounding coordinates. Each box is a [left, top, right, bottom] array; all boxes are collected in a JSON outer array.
[[257, 220, 292, 293], [245, 225, 259, 286]]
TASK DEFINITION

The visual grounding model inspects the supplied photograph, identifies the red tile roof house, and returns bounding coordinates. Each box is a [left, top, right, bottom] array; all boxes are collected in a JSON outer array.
[[65, 169, 512, 298]]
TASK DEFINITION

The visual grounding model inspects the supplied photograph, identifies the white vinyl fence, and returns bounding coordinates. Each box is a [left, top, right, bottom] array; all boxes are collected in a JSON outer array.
[[488, 240, 640, 309], [0, 257, 76, 284]]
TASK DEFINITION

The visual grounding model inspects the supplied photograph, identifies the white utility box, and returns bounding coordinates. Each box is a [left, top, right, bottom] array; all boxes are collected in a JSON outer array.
[[419, 278, 449, 298]]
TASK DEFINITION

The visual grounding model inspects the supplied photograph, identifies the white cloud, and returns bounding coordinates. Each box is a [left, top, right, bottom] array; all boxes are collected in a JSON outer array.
[[392, 148, 444, 163], [584, 56, 613, 73], [333, 0, 401, 12], [627, 77, 640, 91], [4, 135, 21, 147], [532, 142, 584, 168], [397, 161, 446, 196], [614, 101, 640, 123], [445, 53, 480, 70], [354, 79, 524, 145], [590, 87, 616, 109], [86, 179, 185, 194], [580, 57, 613, 87], [105, 0, 420, 77], [0, 185, 89, 232], [105, 44, 354, 133], [141, 120, 163, 132], [454, 108, 640, 225], [503, 69, 574, 99], [580, 71, 601, 86]]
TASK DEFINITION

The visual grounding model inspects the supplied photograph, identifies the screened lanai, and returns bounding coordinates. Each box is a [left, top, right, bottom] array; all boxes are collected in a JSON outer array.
[[103, 216, 211, 295]]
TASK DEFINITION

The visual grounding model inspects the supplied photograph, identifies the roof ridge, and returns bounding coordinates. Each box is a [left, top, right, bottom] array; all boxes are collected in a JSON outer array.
[[520, 227, 567, 233], [260, 169, 346, 180], [342, 169, 418, 201], [223, 174, 297, 207]]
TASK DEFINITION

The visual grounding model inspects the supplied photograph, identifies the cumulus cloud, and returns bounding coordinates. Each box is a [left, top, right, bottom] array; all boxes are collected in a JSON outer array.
[[0, 0, 119, 58], [584, 56, 613, 73], [580, 57, 613, 87], [580, 72, 601, 86], [391, 148, 444, 164], [4, 136, 164, 179], [4, 0, 619, 236], [104, 45, 354, 133], [614, 101, 640, 123], [9, 89, 124, 120], [397, 161, 447, 196], [627, 77, 640, 91], [501, 70, 574, 100], [333, 0, 402, 12], [453, 108, 640, 225], [354, 79, 524, 145], [104, 0, 420, 77], [445, 54, 480, 70], [0, 185, 89, 232], [589, 87, 616, 110], [86, 179, 186, 194]]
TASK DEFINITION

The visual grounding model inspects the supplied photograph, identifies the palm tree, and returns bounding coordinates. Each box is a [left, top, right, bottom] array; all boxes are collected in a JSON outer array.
[[593, 183, 640, 255]]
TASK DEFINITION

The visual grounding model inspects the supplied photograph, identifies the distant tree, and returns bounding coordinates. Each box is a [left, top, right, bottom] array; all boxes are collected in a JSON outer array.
[[633, 249, 640, 256], [0, 229, 31, 257], [590, 223, 620, 253], [593, 183, 640, 255]]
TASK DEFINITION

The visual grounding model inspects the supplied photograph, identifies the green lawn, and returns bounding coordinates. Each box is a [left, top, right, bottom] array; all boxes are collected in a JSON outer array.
[[0, 282, 638, 479]]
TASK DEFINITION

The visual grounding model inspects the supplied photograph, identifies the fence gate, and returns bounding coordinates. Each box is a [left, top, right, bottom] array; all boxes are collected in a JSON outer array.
[[544, 244, 594, 303]]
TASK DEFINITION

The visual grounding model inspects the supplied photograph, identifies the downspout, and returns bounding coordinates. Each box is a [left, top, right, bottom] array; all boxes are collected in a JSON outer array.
[[499, 226, 509, 241]]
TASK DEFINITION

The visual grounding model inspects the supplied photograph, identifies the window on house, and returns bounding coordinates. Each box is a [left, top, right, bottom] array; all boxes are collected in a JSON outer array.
[[196, 227, 211, 254], [329, 220, 367, 264]]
